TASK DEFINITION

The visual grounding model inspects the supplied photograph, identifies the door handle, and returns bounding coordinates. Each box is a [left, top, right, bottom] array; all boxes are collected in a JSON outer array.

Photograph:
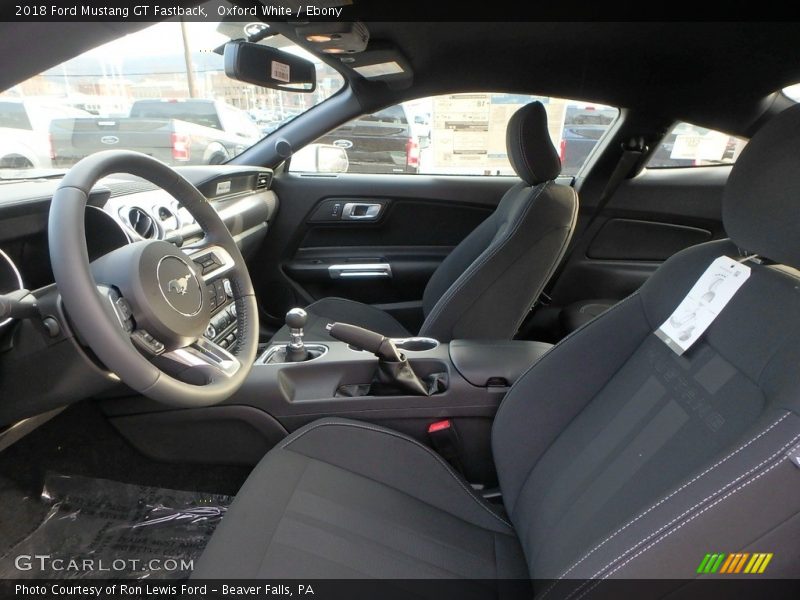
[[328, 263, 392, 279], [341, 202, 382, 221]]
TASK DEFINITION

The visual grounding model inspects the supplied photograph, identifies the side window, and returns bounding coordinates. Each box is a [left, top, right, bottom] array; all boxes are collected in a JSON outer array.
[[290, 93, 618, 176], [647, 122, 747, 168]]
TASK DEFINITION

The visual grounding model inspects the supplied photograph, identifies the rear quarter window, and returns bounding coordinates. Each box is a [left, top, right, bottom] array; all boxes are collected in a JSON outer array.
[[647, 122, 747, 168]]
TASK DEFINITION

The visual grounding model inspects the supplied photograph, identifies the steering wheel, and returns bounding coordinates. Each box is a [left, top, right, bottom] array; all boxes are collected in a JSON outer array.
[[48, 151, 258, 406]]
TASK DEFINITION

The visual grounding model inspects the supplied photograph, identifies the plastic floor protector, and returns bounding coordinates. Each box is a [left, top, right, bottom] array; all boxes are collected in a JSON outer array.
[[0, 473, 232, 579]]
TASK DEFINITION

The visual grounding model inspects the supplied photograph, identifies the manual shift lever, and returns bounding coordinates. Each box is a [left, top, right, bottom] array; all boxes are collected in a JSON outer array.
[[285, 308, 308, 362]]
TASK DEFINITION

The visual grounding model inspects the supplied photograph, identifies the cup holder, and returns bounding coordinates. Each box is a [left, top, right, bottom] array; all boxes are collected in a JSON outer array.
[[393, 337, 439, 352]]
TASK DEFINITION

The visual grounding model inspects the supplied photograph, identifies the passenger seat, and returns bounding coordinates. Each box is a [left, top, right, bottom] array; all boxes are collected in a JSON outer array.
[[272, 101, 578, 344]]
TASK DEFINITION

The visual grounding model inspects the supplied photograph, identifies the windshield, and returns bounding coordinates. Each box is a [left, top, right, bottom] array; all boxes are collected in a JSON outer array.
[[0, 19, 344, 177]]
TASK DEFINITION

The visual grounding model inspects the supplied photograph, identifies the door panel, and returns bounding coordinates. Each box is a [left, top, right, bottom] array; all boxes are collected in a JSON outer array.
[[531, 166, 731, 340], [587, 219, 712, 261], [252, 173, 520, 334]]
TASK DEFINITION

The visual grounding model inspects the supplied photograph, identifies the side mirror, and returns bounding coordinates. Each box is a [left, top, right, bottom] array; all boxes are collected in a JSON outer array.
[[224, 41, 316, 92], [291, 144, 349, 173]]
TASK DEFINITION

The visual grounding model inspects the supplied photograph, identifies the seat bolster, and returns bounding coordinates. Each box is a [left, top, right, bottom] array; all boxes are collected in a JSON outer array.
[[270, 297, 411, 343], [281, 418, 514, 534]]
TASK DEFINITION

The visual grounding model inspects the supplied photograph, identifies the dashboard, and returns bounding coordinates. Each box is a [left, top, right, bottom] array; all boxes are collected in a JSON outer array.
[[0, 164, 278, 423], [0, 164, 276, 281]]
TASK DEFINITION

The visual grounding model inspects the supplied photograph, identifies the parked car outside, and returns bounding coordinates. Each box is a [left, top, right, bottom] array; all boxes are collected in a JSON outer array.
[[50, 98, 261, 167], [0, 98, 91, 168], [316, 104, 420, 174]]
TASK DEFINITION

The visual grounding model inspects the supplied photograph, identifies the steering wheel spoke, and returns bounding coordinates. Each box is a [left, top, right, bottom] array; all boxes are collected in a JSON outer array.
[[184, 243, 236, 283], [130, 329, 167, 355], [97, 285, 135, 334], [160, 336, 241, 381]]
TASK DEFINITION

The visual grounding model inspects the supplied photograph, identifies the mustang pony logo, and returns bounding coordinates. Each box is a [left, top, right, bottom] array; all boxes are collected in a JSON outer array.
[[167, 275, 192, 295]]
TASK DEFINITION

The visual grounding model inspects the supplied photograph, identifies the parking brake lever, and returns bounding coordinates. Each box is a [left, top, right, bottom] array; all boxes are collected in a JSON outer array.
[[326, 322, 403, 361], [326, 322, 430, 396]]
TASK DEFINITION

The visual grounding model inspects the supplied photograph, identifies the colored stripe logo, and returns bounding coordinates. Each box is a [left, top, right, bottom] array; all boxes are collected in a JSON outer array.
[[697, 552, 773, 574]]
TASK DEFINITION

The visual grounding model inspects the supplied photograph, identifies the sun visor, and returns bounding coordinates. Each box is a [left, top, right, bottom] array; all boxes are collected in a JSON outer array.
[[341, 43, 413, 88]]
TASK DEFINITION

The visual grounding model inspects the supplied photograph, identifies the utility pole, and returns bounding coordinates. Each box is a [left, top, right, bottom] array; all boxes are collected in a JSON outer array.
[[180, 19, 198, 98]]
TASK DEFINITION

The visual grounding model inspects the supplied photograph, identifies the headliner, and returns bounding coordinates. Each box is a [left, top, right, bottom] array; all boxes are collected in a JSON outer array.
[[2, 20, 800, 135], [352, 22, 800, 135]]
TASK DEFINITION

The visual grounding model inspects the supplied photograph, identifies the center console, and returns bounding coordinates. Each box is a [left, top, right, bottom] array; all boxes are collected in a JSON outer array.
[[230, 313, 552, 432], [106, 309, 552, 484]]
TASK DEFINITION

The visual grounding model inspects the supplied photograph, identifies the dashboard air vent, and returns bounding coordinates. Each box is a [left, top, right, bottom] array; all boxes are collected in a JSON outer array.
[[128, 207, 157, 239], [156, 205, 180, 231], [255, 172, 272, 191]]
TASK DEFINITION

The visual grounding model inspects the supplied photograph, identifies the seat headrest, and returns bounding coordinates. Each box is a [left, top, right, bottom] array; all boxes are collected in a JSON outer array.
[[506, 101, 561, 185], [724, 104, 800, 267]]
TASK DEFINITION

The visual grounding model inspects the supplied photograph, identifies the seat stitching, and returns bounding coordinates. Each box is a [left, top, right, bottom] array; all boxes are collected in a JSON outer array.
[[538, 411, 791, 597], [509, 224, 576, 334], [421, 180, 543, 330], [563, 426, 800, 599], [573, 455, 789, 600], [294, 452, 516, 537], [421, 185, 535, 335], [505, 291, 641, 400], [510, 191, 578, 334], [437, 223, 576, 342], [518, 112, 539, 182], [280, 421, 512, 529], [420, 182, 549, 338]]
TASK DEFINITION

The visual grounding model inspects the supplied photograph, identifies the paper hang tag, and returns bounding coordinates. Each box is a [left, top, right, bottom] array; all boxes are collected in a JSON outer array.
[[655, 256, 751, 356], [271, 61, 290, 83]]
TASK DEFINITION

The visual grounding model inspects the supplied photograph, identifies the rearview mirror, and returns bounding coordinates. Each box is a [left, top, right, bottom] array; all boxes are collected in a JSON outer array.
[[224, 41, 316, 93], [291, 144, 349, 173]]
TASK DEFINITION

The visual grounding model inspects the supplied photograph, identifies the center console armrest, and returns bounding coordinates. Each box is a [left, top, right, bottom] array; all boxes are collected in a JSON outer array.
[[449, 340, 552, 387]]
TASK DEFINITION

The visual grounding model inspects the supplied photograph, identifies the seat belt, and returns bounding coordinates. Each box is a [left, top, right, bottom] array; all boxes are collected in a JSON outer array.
[[575, 136, 648, 242], [535, 136, 648, 308]]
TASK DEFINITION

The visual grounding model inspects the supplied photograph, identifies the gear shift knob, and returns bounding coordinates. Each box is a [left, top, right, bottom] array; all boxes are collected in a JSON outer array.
[[286, 308, 307, 331], [285, 308, 308, 361]]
